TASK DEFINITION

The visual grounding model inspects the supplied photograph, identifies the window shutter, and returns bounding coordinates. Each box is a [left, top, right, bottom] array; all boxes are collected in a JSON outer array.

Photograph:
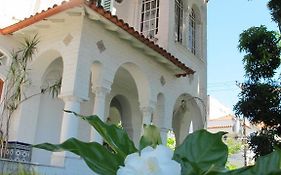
[[101, 0, 113, 12]]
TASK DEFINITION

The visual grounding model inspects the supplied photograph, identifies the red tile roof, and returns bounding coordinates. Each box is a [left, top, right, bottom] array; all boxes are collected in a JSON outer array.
[[0, 0, 195, 77], [209, 114, 234, 121], [208, 125, 232, 129]]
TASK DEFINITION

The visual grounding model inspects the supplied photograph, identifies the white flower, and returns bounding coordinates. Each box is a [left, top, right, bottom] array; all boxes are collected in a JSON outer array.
[[117, 145, 181, 175]]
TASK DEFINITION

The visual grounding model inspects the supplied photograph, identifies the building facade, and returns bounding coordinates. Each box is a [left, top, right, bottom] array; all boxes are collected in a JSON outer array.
[[0, 0, 207, 174]]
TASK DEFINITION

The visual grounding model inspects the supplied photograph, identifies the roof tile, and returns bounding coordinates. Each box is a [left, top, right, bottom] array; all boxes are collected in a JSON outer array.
[[0, 0, 195, 77]]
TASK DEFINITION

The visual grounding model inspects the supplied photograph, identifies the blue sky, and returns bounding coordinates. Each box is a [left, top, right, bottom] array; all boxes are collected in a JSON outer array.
[[207, 0, 278, 111]]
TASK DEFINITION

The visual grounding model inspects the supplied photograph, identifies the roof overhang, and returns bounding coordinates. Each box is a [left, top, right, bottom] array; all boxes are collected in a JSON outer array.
[[0, 0, 195, 77]]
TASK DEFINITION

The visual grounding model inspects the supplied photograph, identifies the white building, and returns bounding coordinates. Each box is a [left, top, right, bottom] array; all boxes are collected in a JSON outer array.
[[0, 0, 207, 174]]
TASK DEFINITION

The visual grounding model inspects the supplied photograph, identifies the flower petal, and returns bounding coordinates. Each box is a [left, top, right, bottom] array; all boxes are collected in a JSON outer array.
[[117, 145, 181, 175], [140, 146, 154, 159], [124, 152, 141, 167], [154, 145, 174, 162], [159, 160, 181, 175], [117, 166, 138, 175]]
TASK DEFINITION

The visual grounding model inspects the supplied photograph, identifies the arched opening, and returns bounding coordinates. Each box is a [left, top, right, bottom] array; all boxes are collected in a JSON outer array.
[[32, 57, 64, 165], [109, 64, 142, 143], [108, 95, 133, 138], [172, 94, 203, 145]]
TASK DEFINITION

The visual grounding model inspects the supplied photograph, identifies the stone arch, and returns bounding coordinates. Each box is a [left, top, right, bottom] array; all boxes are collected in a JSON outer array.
[[32, 57, 64, 165], [109, 63, 145, 143], [108, 95, 133, 139], [112, 62, 151, 108], [172, 93, 203, 145], [29, 49, 63, 84]]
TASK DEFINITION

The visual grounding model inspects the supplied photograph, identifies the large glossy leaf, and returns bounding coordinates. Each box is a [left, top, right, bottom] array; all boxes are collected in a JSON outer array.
[[139, 124, 162, 150], [250, 148, 281, 174], [208, 148, 281, 175], [173, 130, 228, 175], [224, 148, 281, 175], [207, 166, 252, 175], [65, 111, 137, 159], [34, 138, 122, 175]]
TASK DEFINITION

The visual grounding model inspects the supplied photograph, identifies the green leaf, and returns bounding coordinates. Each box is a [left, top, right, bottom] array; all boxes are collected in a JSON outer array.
[[173, 130, 228, 175], [65, 111, 137, 159], [229, 148, 281, 175], [34, 138, 122, 175], [251, 148, 281, 174], [139, 124, 162, 150], [210, 149, 281, 175]]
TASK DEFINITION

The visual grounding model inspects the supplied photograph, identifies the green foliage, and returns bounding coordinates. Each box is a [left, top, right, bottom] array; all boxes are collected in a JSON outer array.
[[0, 35, 39, 157], [139, 124, 162, 150], [2, 165, 40, 175], [225, 137, 242, 155], [35, 138, 122, 175], [34, 113, 281, 175], [35, 112, 138, 175], [167, 131, 176, 150], [238, 25, 280, 81], [268, 0, 281, 26], [64, 111, 137, 159], [226, 163, 238, 170], [235, 2, 281, 158], [249, 128, 281, 158], [173, 130, 228, 174], [0, 35, 62, 158], [210, 149, 281, 175], [234, 82, 281, 125]]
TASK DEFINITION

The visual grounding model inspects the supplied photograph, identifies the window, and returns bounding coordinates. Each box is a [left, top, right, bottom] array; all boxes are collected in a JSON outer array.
[[175, 0, 183, 43], [101, 0, 113, 11], [188, 9, 196, 55], [140, 0, 160, 38]]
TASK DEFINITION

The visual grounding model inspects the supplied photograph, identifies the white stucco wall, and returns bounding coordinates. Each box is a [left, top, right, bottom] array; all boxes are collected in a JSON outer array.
[[0, 0, 207, 174]]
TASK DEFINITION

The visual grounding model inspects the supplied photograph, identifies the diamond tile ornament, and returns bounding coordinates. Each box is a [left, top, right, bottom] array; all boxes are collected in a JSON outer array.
[[160, 76, 166, 86], [63, 34, 73, 46], [97, 40, 106, 53]]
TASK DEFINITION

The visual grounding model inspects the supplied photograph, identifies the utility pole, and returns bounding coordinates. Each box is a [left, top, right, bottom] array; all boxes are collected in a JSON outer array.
[[243, 116, 247, 166], [236, 81, 247, 166]]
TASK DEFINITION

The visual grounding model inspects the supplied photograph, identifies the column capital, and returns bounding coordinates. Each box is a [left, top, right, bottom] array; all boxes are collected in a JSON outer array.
[[58, 95, 83, 103], [140, 106, 154, 125], [93, 86, 111, 97], [140, 106, 154, 114], [160, 127, 170, 133], [139, 100, 156, 112]]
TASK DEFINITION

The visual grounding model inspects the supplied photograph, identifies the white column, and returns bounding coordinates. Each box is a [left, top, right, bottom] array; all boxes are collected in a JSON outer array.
[[51, 96, 81, 166], [91, 87, 110, 143], [141, 106, 154, 126], [60, 96, 81, 142], [160, 127, 169, 144]]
